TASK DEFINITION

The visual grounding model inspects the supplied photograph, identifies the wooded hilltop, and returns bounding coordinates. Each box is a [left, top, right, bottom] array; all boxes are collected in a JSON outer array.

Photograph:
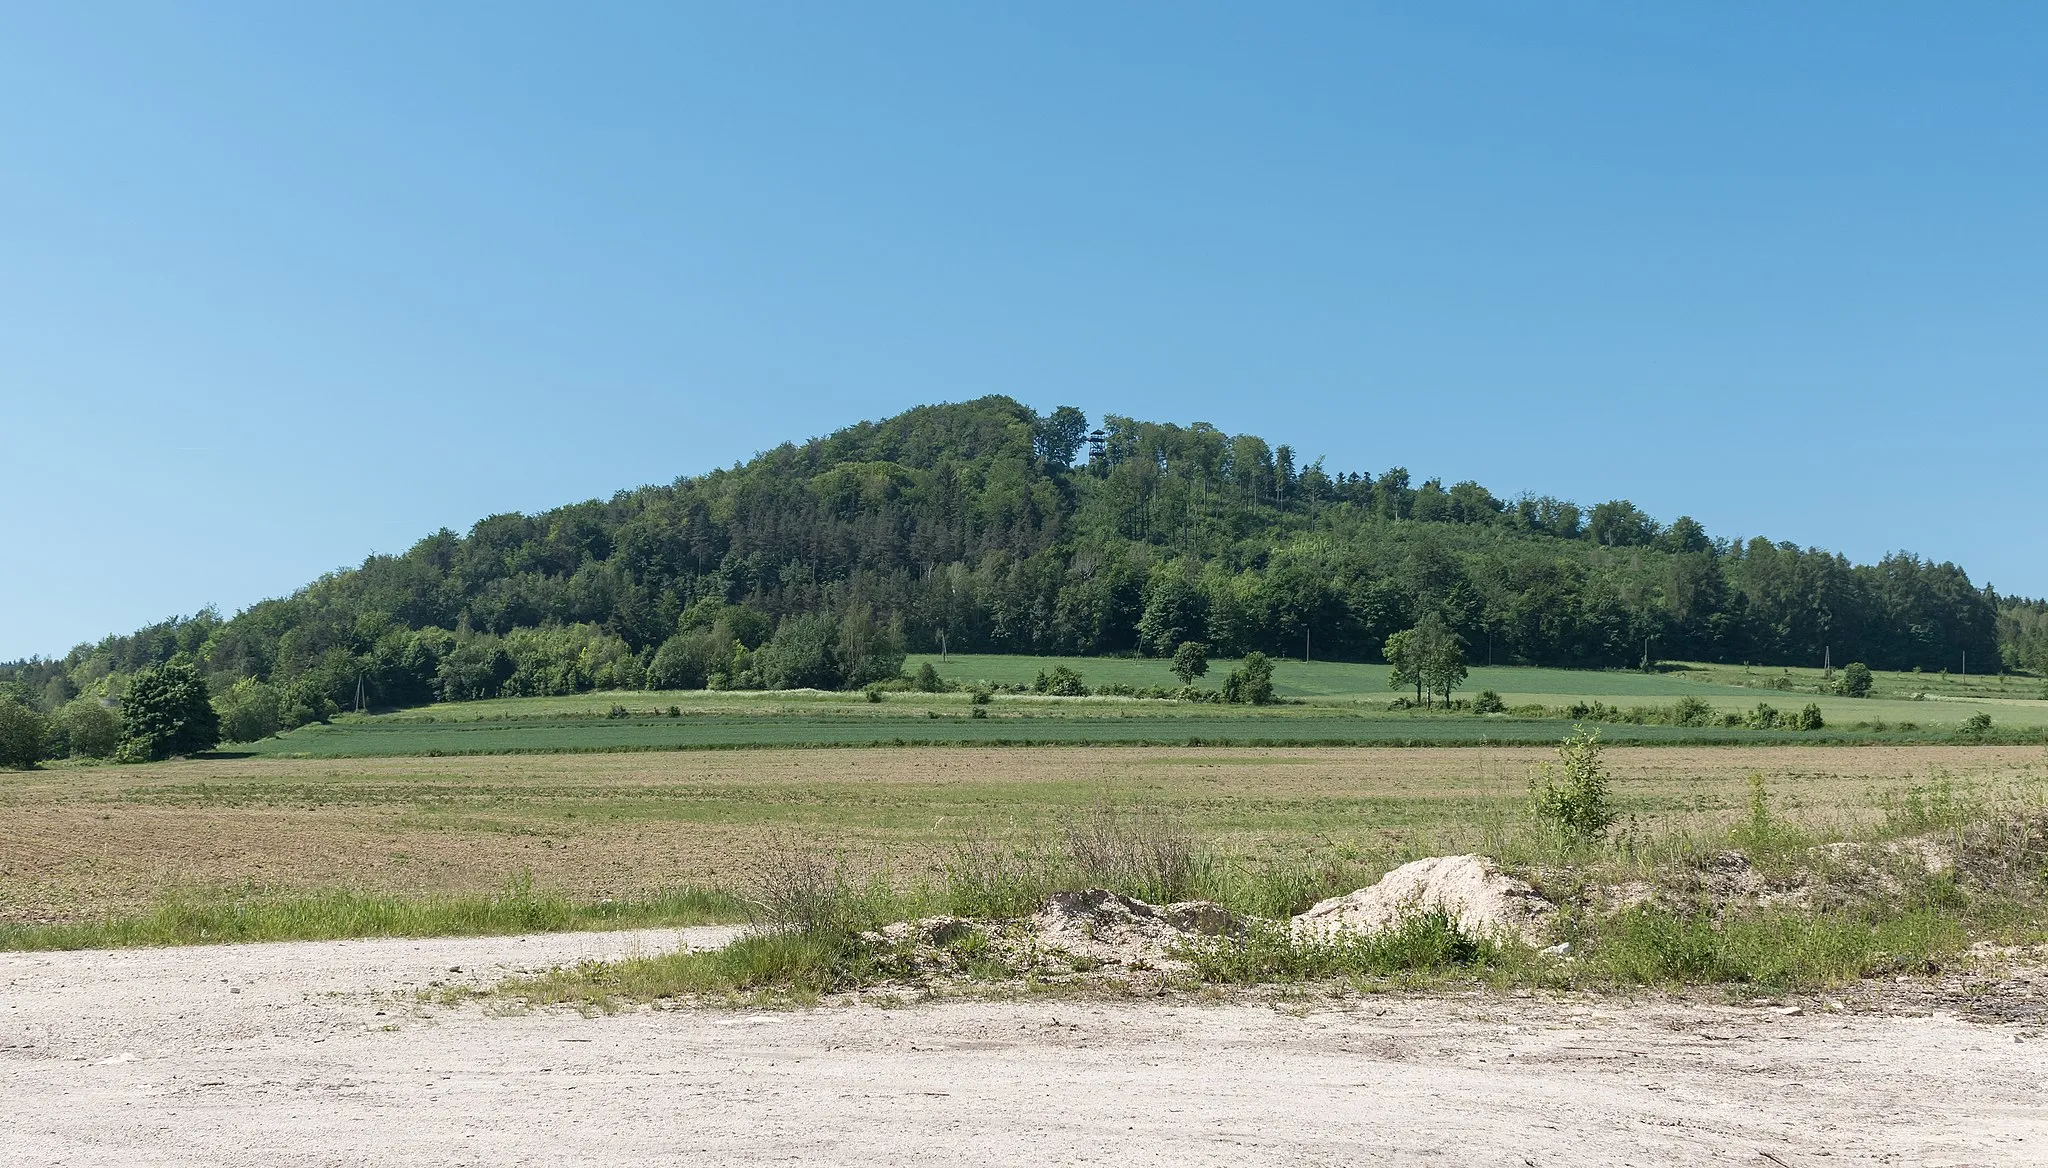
[[7, 397, 2045, 728]]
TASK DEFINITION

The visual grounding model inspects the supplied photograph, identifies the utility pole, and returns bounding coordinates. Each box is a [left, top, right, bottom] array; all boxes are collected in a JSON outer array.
[[1305, 629, 1310, 663]]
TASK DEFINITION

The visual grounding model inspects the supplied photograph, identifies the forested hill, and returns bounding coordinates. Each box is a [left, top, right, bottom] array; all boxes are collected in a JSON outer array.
[[9, 397, 2045, 717]]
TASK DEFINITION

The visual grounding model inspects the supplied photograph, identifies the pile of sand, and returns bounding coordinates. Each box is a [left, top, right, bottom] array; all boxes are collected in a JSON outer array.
[[1029, 889, 1240, 973], [1291, 855, 1554, 945]]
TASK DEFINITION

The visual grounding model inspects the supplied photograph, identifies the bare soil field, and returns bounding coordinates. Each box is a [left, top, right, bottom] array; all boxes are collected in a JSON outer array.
[[4, 745, 2048, 918], [6, 926, 2044, 1166], [7, 745, 2042, 921]]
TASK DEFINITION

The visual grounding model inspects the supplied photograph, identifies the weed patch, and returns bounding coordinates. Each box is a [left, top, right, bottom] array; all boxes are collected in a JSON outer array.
[[1181, 909, 1496, 984]]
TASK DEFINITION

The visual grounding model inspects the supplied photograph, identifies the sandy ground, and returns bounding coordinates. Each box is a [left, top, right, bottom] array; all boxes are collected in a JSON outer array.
[[4, 929, 2045, 1167]]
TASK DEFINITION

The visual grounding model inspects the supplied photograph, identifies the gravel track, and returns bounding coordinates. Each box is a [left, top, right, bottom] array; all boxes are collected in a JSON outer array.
[[4, 928, 2043, 1166]]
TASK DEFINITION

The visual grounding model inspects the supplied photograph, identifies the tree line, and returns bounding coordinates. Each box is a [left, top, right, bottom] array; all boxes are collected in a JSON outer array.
[[3, 395, 2038, 752]]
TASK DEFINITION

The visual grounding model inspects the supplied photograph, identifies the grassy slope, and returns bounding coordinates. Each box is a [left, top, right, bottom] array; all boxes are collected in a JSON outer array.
[[915, 654, 2048, 728]]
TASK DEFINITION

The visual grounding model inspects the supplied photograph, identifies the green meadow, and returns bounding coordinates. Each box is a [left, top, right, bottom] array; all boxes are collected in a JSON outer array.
[[217, 655, 2048, 759]]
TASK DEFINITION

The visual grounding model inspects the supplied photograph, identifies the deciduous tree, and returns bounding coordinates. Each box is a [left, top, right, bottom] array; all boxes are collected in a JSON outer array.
[[1170, 641, 1210, 687], [0, 696, 49, 769], [117, 662, 219, 761]]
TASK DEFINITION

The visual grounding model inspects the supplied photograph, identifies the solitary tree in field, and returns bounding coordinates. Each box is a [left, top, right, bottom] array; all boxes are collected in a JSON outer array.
[[117, 662, 219, 762], [1171, 641, 1210, 687], [1387, 613, 1465, 707], [1837, 662, 1874, 699]]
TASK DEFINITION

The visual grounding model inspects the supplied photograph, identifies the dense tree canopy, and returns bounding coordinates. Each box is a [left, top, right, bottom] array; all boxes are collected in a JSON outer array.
[[116, 662, 219, 761], [2, 397, 2032, 732]]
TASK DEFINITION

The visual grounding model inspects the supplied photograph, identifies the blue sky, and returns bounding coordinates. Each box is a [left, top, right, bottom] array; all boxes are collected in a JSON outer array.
[[4, 3, 2044, 659]]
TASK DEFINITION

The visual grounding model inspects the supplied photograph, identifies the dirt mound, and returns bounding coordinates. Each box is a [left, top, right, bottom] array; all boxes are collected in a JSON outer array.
[[1816, 836, 1954, 876], [1590, 842, 1953, 918], [854, 916, 994, 984], [1291, 855, 1554, 945], [865, 916, 979, 947], [1030, 889, 1241, 973]]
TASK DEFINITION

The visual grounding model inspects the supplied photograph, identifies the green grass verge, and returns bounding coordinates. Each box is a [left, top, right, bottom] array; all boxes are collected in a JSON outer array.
[[1573, 905, 1967, 987], [0, 880, 747, 951], [498, 931, 848, 1008], [489, 897, 2000, 1009]]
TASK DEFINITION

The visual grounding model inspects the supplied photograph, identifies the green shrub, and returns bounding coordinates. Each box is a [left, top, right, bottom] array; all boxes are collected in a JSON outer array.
[[1744, 702, 1780, 730], [1732, 772, 1786, 851], [1795, 702, 1825, 731], [1472, 690, 1507, 715], [1964, 712, 1993, 734], [1032, 665, 1089, 697], [58, 697, 123, 758], [912, 662, 945, 693], [1222, 652, 1276, 705], [214, 679, 284, 744], [1837, 662, 1874, 698], [1531, 726, 1615, 843], [1670, 696, 1715, 728]]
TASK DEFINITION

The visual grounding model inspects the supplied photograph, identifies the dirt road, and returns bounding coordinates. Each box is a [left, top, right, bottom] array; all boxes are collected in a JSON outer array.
[[4, 928, 2042, 1166]]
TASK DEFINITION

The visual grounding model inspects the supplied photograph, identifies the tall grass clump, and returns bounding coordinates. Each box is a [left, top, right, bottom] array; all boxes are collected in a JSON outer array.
[[1728, 772, 1808, 860], [499, 838, 899, 1008], [500, 929, 850, 1009], [1192, 856, 1360, 920], [743, 838, 890, 938], [938, 833, 1061, 919], [1183, 908, 1496, 984], [936, 806, 1224, 915], [1581, 906, 1964, 989], [1061, 804, 1208, 903]]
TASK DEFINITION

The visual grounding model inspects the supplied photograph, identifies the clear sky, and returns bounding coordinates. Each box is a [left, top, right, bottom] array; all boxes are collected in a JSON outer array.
[[4, 3, 2044, 660]]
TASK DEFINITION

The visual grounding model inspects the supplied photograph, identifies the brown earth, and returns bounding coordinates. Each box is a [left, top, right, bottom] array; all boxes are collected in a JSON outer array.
[[5, 745, 2042, 920]]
